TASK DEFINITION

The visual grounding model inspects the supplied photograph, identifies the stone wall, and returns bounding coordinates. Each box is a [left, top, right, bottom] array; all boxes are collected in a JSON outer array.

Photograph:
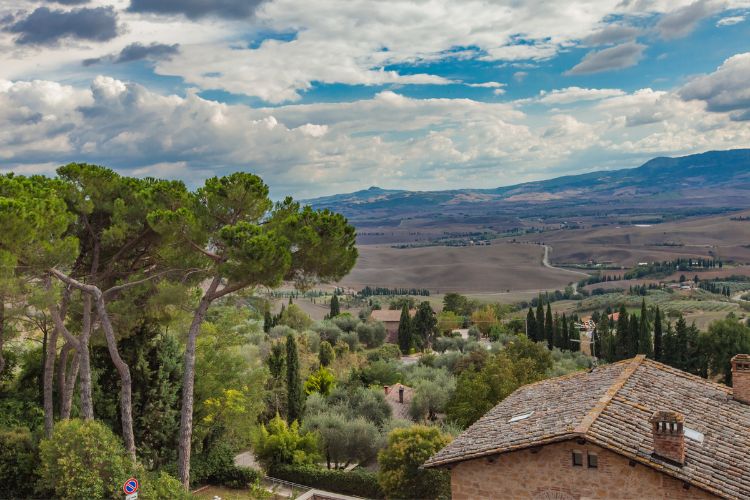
[[449, 440, 717, 499]]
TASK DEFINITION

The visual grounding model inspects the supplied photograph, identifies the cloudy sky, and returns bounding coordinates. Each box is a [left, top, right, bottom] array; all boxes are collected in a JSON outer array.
[[1, 0, 749, 198]]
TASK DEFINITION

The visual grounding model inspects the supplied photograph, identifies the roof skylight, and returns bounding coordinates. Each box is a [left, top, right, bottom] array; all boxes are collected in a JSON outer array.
[[684, 427, 704, 443], [508, 411, 534, 423]]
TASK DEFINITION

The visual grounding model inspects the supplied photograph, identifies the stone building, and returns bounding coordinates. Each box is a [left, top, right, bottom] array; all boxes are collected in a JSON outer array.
[[424, 354, 750, 499], [369, 308, 415, 344]]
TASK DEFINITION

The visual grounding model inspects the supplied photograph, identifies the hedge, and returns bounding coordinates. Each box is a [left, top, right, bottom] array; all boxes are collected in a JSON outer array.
[[270, 464, 384, 498], [190, 442, 262, 489]]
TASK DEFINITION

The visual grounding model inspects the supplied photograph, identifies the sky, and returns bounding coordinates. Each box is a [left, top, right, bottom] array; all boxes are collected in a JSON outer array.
[[1, 0, 749, 198]]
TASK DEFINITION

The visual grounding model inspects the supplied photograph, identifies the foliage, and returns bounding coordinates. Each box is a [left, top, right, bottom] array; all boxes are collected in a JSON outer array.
[[303, 412, 382, 468], [304, 366, 336, 396], [356, 321, 387, 348], [471, 305, 500, 335], [408, 368, 456, 421], [377, 425, 451, 500], [0, 426, 41, 499], [437, 310, 462, 334], [140, 471, 193, 500], [279, 304, 314, 331], [325, 386, 393, 428], [332, 314, 359, 333], [366, 343, 402, 362], [251, 414, 320, 470], [353, 359, 402, 386], [397, 304, 413, 354], [286, 334, 305, 424], [701, 314, 750, 385], [412, 301, 438, 349], [329, 294, 340, 318], [319, 340, 335, 367], [271, 464, 384, 499], [38, 419, 131, 500], [190, 439, 261, 489]]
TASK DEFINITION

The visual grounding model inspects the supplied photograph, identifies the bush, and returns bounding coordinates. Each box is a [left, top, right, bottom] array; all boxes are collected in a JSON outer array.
[[0, 426, 41, 499], [366, 343, 401, 362], [332, 314, 358, 333], [356, 321, 387, 348], [251, 415, 319, 470], [39, 419, 131, 500], [140, 471, 192, 500], [271, 464, 384, 498], [190, 440, 261, 488]]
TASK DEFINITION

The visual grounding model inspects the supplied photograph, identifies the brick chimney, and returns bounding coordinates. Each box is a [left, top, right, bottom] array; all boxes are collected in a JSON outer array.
[[731, 354, 750, 404], [398, 385, 404, 404], [650, 410, 685, 465]]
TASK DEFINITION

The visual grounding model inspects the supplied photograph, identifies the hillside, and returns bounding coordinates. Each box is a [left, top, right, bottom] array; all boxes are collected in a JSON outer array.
[[307, 149, 750, 228]]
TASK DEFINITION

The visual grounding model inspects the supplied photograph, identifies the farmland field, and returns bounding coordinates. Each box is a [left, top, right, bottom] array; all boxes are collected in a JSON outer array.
[[336, 242, 586, 293]]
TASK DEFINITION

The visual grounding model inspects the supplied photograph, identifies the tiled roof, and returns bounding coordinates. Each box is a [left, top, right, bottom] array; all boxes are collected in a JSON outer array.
[[370, 309, 415, 323], [424, 356, 750, 499]]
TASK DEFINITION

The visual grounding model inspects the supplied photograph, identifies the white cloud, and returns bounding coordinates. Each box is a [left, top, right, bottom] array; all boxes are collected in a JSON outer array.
[[679, 52, 750, 120], [2, 75, 750, 197], [466, 81, 505, 88], [537, 87, 626, 105], [717, 14, 746, 25], [566, 42, 646, 75], [655, 0, 726, 39]]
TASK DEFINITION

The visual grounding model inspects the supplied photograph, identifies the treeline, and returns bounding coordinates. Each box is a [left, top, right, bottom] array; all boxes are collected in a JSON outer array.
[[359, 286, 430, 297], [578, 273, 624, 287], [592, 302, 750, 384], [525, 295, 581, 352], [699, 281, 732, 297], [625, 258, 722, 279]]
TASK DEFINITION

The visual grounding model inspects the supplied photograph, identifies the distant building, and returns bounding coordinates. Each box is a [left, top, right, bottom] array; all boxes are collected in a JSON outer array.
[[425, 354, 750, 499], [383, 383, 414, 421], [370, 309, 416, 343]]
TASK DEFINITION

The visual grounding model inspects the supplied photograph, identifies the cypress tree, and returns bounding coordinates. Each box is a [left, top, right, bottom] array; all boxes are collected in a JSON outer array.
[[628, 314, 639, 358], [545, 303, 554, 350], [560, 314, 569, 350], [526, 307, 537, 341], [653, 306, 663, 361], [590, 326, 599, 358], [615, 306, 629, 360], [536, 296, 545, 343], [330, 294, 340, 318], [397, 304, 413, 354], [286, 333, 304, 424], [674, 316, 689, 371], [568, 318, 577, 352], [263, 309, 273, 333], [637, 299, 652, 357]]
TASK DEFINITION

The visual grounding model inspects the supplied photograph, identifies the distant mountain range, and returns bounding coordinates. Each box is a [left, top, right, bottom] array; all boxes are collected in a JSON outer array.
[[306, 149, 750, 227]]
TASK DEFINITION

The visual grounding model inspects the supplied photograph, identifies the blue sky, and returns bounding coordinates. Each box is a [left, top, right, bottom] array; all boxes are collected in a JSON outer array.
[[0, 0, 749, 198]]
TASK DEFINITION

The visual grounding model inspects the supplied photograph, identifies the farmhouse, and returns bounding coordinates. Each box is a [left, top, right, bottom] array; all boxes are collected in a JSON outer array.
[[424, 354, 750, 499], [369, 308, 416, 343]]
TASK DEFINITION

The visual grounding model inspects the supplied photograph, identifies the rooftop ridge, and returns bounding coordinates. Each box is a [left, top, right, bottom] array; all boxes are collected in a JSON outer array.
[[574, 355, 646, 435]]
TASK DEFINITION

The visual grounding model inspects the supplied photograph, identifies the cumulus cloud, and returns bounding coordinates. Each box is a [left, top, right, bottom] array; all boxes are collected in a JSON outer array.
[[7, 6, 118, 45], [127, 0, 267, 20], [566, 42, 646, 75], [537, 87, 626, 105], [47, 0, 91, 4], [679, 52, 750, 120], [466, 82, 506, 88], [2, 75, 750, 197], [83, 42, 180, 66], [656, 0, 726, 39]]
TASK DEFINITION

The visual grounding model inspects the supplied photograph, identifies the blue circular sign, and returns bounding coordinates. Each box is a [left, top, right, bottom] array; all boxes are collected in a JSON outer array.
[[123, 477, 139, 494]]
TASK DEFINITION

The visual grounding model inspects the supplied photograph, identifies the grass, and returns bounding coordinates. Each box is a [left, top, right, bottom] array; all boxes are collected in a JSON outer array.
[[577, 289, 738, 315]]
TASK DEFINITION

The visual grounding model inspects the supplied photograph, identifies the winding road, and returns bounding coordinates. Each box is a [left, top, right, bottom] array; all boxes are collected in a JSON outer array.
[[541, 245, 590, 294]]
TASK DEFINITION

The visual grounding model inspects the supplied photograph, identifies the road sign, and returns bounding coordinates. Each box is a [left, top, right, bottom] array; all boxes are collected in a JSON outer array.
[[123, 477, 139, 495], [125, 493, 138, 500]]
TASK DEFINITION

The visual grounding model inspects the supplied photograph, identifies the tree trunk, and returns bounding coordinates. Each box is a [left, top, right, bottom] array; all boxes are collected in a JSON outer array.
[[43, 311, 59, 438], [177, 276, 221, 488], [78, 294, 94, 420], [91, 291, 136, 461], [59, 342, 79, 420]]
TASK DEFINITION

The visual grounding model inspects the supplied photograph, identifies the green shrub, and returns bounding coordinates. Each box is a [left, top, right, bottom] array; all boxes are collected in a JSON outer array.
[[39, 419, 132, 500], [271, 464, 384, 498], [190, 441, 260, 488], [0, 426, 41, 499], [140, 471, 191, 500]]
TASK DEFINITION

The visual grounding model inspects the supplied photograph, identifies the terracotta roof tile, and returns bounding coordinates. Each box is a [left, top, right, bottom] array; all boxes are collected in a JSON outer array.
[[424, 356, 750, 499]]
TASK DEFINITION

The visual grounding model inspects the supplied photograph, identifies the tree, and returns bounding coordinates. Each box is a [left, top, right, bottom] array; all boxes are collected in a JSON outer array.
[[412, 301, 437, 349], [653, 306, 663, 361], [304, 366, 336, 396], [319, 340, 335, 367], [286, 334, 305, 424], [303, 412, 380, 469], [356, 321, 386, 348], [329, 294, 340, 318], [535, 296, 545, 343], [637, 299, 652, 357], [442, 293, 469, 316], [437, 310, 462, 334], [545, 303, 554, 349], [410, 371, 456, 422], [701, 315, 750, 385], [39, 419, 131, 500], [526, 307, 537, 341], [377, 426, 451, 500], [251, 414, 319, 470], [615, 306, 630, 360], [397, 305, 413, 354], [148, 173, 357, 487], [278, 304, 313, 331], [471, 304, 499, 336], [628, 313, 639, 358]]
